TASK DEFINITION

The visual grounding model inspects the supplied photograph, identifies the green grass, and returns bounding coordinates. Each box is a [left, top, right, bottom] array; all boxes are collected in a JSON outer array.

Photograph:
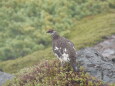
[[0, 12, 115, 73], [70, 13, 115, 49]]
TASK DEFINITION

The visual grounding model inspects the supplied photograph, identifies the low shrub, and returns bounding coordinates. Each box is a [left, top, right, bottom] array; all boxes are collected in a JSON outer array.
[[4, 60, 110, 86]]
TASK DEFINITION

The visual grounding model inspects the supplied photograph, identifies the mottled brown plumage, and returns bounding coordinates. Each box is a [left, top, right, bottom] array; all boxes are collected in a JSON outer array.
[[47, 29, 79, 72]]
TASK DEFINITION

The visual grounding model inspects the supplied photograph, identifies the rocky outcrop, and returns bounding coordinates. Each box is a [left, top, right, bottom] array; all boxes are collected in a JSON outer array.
[[76, 35, 115, 83], [0, 72, 14, 86], [77, 48, 115, 83], [94, 35, 115, 61]]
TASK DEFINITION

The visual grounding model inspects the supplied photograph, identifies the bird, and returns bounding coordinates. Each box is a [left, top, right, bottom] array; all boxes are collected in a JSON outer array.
[[47, 29, 79, 72]]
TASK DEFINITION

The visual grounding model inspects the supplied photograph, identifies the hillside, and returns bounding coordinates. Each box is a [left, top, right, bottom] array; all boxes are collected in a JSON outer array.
[[0, 12, 115, 73], [0, 0, 115, 85], [0, 0, 115, 61]]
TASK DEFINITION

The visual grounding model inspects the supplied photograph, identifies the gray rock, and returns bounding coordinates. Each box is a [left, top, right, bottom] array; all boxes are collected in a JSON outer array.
[[0, 72, 14, 86], [77, 48, 115, 83], [94, 35, 115, 60]]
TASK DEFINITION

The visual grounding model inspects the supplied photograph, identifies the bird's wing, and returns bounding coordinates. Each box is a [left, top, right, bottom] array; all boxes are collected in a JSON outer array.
[[52, 44, 62, 58], [52, 37, 76, 57], [62, 37, 76, 51]]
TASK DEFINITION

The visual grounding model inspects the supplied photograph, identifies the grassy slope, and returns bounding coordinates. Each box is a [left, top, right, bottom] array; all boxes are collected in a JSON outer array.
[[0, 12, 115, 73], [1, 0, 113, 61], [70, 12, 115, 48]]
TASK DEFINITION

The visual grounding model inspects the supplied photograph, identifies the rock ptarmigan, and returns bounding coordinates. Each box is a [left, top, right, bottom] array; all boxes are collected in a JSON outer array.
[[47, 29, 79, 72]]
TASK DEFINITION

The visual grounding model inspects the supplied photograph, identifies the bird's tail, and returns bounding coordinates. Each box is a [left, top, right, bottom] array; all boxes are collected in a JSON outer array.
[[70, 59, 79, 72]]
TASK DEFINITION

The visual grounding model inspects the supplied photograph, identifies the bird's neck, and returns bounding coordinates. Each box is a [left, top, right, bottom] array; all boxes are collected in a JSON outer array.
[[52, 33, 60, 40]]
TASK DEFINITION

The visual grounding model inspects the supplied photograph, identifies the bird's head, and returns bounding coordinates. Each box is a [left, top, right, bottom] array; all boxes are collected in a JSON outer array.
[[47, 29, 59, 39], [46, 29, 56, 35]]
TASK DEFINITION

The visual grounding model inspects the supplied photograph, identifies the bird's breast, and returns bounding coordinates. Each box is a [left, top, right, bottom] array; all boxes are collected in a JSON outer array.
[[61, 53, 70, 62]]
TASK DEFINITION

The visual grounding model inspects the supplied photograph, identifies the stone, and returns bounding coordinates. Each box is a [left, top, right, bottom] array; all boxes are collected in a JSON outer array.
[[0, 72, 14, 86], [77, 48, 115, 83]]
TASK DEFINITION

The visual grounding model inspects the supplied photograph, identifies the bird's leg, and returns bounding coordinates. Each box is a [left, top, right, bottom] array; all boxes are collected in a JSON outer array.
[[61, 61, 65, 67], [71, 63, 78, 72], [70, 59, 79, 72]]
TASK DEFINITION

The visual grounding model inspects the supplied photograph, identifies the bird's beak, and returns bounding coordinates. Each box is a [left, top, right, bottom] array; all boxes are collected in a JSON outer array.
[[46, 30, 50, 33], [46, 31, 49, 33]]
